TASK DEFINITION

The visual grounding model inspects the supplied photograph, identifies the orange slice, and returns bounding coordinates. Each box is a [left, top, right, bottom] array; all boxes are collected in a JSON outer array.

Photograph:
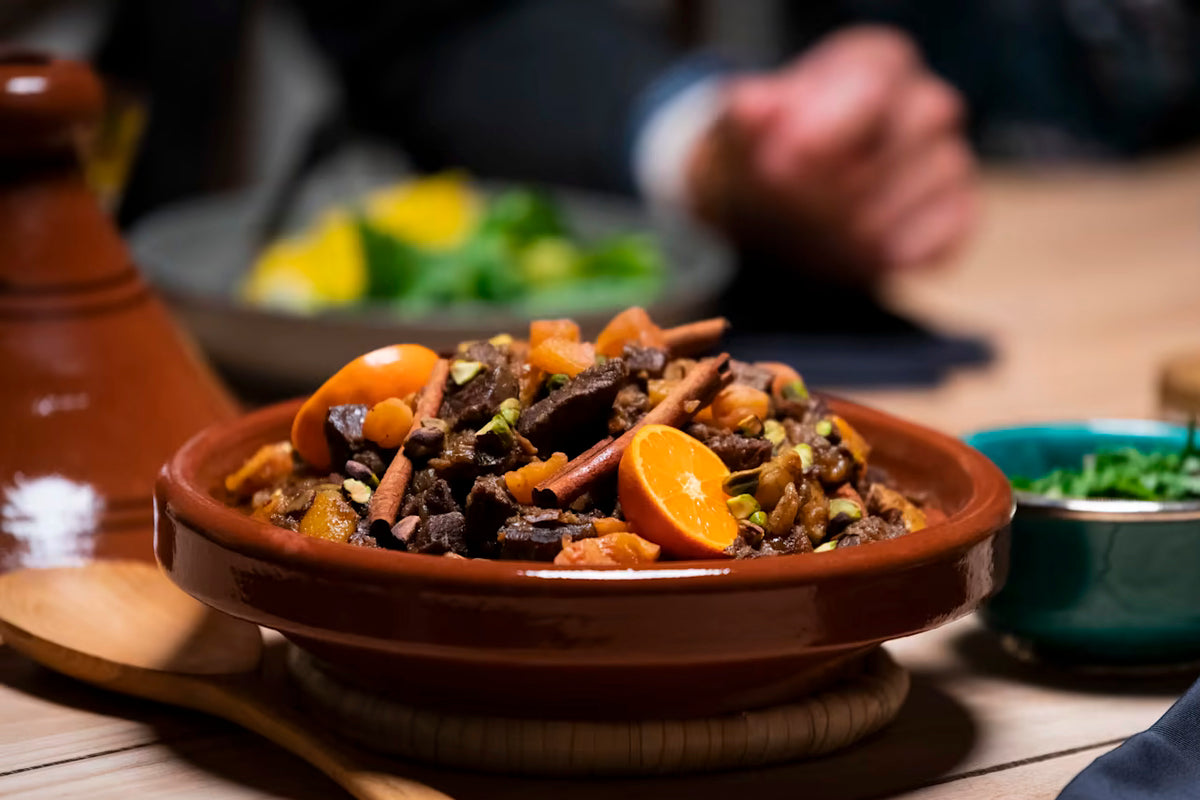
[[617, 424, 738, 559]]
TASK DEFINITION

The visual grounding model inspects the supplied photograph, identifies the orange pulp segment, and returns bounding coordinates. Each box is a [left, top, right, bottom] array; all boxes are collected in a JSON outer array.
[[617, 424, 738, 559]]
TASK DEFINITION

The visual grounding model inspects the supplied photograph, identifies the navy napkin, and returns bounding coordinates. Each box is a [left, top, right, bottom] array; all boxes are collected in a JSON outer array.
[[1058, 677, 1200, 799]]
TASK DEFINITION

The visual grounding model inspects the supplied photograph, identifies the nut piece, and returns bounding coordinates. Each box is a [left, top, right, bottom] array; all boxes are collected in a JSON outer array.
[[726, 493, 762, 520], [450, 360, 484, 385]]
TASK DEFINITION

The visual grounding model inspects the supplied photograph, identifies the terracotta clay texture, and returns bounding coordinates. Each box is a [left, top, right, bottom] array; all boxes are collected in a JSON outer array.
[[156, 396, 1012, 720], [0, 56, 237, 570]]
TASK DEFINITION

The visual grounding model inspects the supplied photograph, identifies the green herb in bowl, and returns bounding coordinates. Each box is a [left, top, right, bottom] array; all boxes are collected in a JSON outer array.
[[1011, 423, 1200, 500]]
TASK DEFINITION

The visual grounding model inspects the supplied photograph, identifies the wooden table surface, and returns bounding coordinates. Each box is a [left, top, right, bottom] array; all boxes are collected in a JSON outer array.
[[4, 153, 1200, 798]]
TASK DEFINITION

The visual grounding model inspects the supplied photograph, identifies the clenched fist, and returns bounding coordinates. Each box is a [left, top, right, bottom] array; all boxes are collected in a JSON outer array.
[[687, 27, 976, 284]]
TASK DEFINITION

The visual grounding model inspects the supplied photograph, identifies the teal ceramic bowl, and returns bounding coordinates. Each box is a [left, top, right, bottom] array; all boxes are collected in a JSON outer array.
[[965, 420, 1200, 669]]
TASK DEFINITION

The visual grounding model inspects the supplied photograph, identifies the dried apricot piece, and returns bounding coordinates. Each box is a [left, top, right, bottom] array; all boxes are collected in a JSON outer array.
[[362, 397, 414, 448], [709, 384, 771, 430], [529, 338, 595, 378], [530, 318, 581, 348], [595, 307, 667, 357], [225, 441, 294, 497], [554, 531, 662, 567], [504, 452, 568, 504], [298, 488, 359, 543]]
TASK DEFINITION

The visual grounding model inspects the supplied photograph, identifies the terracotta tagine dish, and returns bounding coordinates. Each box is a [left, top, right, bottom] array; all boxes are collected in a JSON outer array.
[[156, 395, 1012, 722], [0, 54, 237, 570]]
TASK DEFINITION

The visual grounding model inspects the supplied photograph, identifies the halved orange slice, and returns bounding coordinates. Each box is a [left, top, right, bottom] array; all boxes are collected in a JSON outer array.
[[617, 424, 738, 559]]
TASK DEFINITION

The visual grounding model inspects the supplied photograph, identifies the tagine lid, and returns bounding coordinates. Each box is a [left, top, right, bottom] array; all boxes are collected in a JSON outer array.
[[0, 55, 237, 570]]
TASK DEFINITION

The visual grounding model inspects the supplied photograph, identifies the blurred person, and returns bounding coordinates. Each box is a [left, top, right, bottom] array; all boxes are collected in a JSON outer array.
[[66, 1, 972, 291]]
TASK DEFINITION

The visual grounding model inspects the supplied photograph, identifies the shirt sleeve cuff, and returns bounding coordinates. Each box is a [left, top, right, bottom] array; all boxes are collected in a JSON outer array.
[[629, 57, 731, 216]]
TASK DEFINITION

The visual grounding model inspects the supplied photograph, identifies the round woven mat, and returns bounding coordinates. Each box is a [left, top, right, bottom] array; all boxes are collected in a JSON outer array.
[[286, 647, 909, 776]]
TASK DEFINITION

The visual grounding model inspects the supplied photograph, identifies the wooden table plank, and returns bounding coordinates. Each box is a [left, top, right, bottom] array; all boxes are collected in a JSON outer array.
[[896, 744, 1117, 800], [851, 155, 1200, 433]]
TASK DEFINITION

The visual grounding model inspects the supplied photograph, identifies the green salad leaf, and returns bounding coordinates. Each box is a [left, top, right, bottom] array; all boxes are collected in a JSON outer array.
[[1011, 422, 1200, 501], [357, 186, 665, 312]]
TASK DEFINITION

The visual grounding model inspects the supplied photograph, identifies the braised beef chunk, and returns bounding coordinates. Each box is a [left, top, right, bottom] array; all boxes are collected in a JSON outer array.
[[348, 516, 380, 548], [441, 344, 519, 429], [518, 359, 629, 455], [408, 511, 468, 555], [429, 431, 478, 480], [686, 423, 773, 471], [728, 521, 815, 558], [621, 345, 668, 378], [608, 384, 649, 436], [400, 469, 459, 519], [496, 513, 597, 561], [464, 475, 519, 557], [325, 404, 373, 469], [840, 516, 906, 544], [729, 360, 773, 393]]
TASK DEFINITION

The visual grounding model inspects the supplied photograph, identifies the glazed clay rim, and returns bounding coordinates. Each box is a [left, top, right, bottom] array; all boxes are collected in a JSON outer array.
[[158, 396, 1013, 594]]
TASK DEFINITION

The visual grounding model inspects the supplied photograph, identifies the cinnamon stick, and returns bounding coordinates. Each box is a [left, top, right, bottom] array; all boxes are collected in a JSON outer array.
[[532, 354, 733, 508], [368, 358, 450, 536], [662, 317, 729, 357]]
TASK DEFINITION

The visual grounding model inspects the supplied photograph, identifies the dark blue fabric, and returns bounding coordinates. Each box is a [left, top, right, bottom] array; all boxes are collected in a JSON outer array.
[[1058, 677, 1200, 799]]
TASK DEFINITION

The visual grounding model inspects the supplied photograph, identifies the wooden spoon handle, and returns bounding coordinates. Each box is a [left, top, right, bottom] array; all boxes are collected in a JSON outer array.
[[200, 679, 454, 800]]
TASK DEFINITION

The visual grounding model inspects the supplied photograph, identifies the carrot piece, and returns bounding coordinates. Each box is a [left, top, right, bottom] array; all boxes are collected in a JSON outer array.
[[530, 318, 581, 348], [595, 307, 667, 358], [529, 339, 595, 378]]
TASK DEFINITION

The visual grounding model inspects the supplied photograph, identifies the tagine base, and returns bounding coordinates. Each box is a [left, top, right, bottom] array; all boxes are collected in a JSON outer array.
[[286, 645, 909, 777], [999, 634, 1200, 677]]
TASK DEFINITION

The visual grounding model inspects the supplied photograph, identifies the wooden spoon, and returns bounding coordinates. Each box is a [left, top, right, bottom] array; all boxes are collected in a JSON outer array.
[[0, 560, 452, 800]]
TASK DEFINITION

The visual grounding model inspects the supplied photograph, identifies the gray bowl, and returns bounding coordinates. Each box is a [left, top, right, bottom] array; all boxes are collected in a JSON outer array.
[[130, 184, 733, 395]]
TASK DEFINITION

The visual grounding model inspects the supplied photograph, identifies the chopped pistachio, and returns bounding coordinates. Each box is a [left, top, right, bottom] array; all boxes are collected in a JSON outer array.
[[726, 493, 761, 520], [763, 419, 787, 449], [722, 468, 761, 497], [792, 443, 814, 471], [488, 333, 514, 347], [342, 478, 373, 505], [814, 419, 833, 437], [748, 510, 768, 528], [828, 498, 863, 522], [498, 397, 522, 426], [814, 540, 839, 553], [782, 378, 809, 402], [546, 373, 569, 391], [477, 414, 514, 449], [736, 415, 764, 438], [450, 359, 484, 385], [343, 460, 379, 488]]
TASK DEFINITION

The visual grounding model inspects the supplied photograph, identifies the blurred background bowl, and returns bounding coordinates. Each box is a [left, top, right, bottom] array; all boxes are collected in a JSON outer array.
[[966, 420, 1200, 670], [128, 175, 733, 399]]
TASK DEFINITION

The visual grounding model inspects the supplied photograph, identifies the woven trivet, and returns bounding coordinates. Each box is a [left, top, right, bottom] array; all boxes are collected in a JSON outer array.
[[286, 646, 909, 777]]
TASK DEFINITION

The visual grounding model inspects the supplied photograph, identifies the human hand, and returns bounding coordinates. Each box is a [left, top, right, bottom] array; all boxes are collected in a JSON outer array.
[[687, 26, 976, 284]]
